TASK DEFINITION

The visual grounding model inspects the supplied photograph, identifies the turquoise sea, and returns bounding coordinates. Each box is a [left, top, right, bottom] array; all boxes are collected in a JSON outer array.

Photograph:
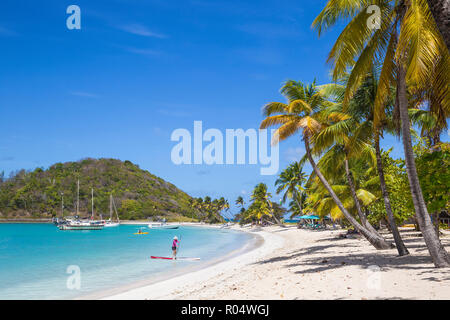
[[0, 223, 253, 299]]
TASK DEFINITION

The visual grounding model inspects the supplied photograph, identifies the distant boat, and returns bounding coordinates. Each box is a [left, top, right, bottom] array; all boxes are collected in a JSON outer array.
[[104, 194, 120, 227], [220, 222, 233, 229], [59, 220, 104, 230], [148, 222, 179, 229], [58, 184, 104, 231]]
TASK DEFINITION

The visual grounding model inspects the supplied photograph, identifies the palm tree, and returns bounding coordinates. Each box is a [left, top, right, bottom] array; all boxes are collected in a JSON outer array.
[[313, 0, 449, 266], [425, 0, 450, 50], [305, 174, 379, 223], [235, 207, 247, 223], [261, 80, 392, 249], [317, 72, 410, 255], [312, 101, 379, 233], [275, 162, 308, 218], [248, 183, 282, 225], [218, 197, 232, 221], [235, 196, 245, 208], [288, 193, 307, 219]]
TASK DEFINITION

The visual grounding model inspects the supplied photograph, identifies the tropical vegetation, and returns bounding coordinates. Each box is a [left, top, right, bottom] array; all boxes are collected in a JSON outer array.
[[0, 158, 196, 221]]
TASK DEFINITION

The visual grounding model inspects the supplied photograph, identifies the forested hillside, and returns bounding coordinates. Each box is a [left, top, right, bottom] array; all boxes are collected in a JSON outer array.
[[0, 158, 196, 221]]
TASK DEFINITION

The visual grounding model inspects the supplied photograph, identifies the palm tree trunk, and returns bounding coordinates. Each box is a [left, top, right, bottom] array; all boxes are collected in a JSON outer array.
[[375, 136, 410, 256], [397, 63, 450, 267], [304, 137, 393, 249], [294, 193, 303, 216], [425, 0, 450, 51], [433, 212, 440, 237], [343, 158, 381, 235], [269, 203, 284, 226]]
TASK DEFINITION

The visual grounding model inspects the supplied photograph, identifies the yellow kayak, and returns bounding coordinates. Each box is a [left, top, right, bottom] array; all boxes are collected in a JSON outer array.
[[133, 232, 149, 235]]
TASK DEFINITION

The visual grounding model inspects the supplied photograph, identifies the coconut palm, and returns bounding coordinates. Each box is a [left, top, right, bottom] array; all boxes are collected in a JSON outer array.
[[316, 72, 410, 255], [425, 0, 450, 50], [287, 193, 307, 219], [313, 0, 449, 266], [218, 197, 233, 221], [305, 174, 379, 222], [248, 183, 282, 225], [260, 80, 392, 249], [275, 162, 308, 217], [235, 196, 245, 208]]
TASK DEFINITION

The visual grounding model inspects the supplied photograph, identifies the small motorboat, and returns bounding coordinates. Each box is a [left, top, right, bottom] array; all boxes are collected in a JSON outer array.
[[148, 222, 179, 229]]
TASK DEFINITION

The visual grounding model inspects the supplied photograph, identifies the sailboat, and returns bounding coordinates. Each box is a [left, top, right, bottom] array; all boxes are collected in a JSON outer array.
[[104, 194, 120, 227], [58, 184, 104, 230]]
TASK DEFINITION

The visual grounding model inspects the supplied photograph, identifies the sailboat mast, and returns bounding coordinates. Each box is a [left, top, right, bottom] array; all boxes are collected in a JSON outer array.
[[110, 194, 113, 220], [91, 188, 94, 220], [76, 179, 79, 216], [111, 195, 120, 223]]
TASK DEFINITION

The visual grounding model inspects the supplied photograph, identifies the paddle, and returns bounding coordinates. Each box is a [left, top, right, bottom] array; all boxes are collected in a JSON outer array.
[[177, 235, 182, 258]]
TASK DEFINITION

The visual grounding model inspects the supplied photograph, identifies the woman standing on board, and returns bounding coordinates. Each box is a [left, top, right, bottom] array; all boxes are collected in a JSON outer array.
[[172, 236, 180, 259]]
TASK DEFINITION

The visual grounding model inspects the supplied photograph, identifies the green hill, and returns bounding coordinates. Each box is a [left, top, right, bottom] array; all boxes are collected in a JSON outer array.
[[0, 158, 196, 221]]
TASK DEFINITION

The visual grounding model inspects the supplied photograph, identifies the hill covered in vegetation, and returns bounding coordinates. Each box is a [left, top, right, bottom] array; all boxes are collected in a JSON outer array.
[[0, 158, 196, 221]]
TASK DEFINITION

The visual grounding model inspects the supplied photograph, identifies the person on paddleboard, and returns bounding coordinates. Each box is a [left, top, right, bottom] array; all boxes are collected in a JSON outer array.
[[172, 236, 180, 259]]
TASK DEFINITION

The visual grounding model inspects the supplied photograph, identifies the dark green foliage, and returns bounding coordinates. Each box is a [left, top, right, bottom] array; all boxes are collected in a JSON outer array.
[[0, 158, 196, 220], [368, 150, 414, 225], [415, 142, 450, 214]]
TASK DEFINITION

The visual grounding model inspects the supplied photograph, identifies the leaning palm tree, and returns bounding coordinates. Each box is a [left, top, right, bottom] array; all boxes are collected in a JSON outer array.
[[261, 80, 392, 249], [313, 0, 449, 266], [305, 174, 379, 223], [316, 73, 410, 255]]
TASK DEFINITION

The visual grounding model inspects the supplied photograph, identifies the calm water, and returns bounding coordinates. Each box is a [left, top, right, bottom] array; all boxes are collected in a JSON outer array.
[[0, 223, 252, 299]]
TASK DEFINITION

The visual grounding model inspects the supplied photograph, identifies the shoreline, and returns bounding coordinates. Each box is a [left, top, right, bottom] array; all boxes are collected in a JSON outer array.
[[99, 225, 450, 300], [170, 227, 450, 300], [0, 220, 217, 225], [98, 225, 285, 300]]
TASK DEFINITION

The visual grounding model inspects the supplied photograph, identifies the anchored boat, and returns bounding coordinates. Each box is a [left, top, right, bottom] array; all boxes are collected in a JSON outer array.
[[58, 184, 105, 231], [103, 194, 120, 227], [59, 220, 104, 230], [148, 222, 180, 230]]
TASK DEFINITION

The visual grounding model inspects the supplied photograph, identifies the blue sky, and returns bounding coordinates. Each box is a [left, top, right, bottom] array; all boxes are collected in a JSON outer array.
[[0, 1, 446, 215]]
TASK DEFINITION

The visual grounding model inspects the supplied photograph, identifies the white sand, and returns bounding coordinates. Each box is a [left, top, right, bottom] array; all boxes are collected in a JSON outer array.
[[104, 225, 450, 300], [103, 226, 284, 300]]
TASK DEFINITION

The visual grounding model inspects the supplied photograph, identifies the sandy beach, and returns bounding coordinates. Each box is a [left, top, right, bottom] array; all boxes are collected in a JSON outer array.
[[104, 225, 450, 300]]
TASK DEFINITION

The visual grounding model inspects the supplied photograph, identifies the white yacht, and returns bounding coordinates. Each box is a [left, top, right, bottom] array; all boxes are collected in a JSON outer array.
[[148, 221, 179, 229], [104, 194, 120, 227]]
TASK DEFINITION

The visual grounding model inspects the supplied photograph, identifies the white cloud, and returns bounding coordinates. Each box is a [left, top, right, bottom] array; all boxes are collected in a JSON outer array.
[[118, 24, 167, 38]]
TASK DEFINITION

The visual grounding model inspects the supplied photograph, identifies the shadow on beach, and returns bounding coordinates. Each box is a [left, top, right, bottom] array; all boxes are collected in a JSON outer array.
[[252, 234, 450, 281]]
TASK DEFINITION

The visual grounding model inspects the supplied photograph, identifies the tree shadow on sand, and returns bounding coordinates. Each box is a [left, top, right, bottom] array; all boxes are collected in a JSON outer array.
[[253, 235, 450, 278]]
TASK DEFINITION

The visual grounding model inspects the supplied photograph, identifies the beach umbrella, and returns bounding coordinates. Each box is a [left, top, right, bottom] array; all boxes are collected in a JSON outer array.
[[298, 214, 320, 219]]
